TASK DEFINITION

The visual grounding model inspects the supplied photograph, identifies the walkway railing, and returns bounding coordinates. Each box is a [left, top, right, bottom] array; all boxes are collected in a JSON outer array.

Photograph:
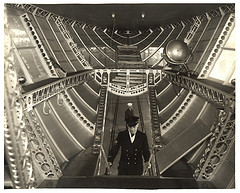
[[162, 71, 235, 112], [22, 70, 94, 112], [55, 17, 91, 69], [92, 85, 108, 154], [184, 16, 201, 45], [94, 69, 162, 97], [148, 79, 163, 148], [193, 109, 235, 182]]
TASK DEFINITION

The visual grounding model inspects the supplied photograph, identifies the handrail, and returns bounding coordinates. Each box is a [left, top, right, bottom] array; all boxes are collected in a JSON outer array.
[[45, 13, 77, 71], [184, 16, 201, 44], [93, 86, 108, 154], [163, 71, 235, 111], [100, 146, 111, 174], [148, 86, 163, 147], [194, 109, 235, 182], [55, 17, 91, 69], [22, 70, 94, 111]]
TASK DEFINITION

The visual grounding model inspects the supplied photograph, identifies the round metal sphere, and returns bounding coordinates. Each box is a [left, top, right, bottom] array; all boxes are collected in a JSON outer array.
[[164, 39, 190, 64]]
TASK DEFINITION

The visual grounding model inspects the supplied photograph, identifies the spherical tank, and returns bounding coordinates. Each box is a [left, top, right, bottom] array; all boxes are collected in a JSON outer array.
[[164, 39, 190, 64]]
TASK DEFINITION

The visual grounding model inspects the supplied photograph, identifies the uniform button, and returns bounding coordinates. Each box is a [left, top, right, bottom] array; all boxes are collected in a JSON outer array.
[[126, 150, 128, 152], [134, 162, 136, 164], [134, 158, 136, 160], [128, 158, 130, 160], [135, 149, 137, 151], [128, 162, 130, 165], [135, 154, 137, 155]]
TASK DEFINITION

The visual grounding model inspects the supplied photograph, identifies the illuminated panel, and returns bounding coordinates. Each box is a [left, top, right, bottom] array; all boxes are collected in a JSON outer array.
[[6, 10, 53, 83], [18, 49, 48, 82]]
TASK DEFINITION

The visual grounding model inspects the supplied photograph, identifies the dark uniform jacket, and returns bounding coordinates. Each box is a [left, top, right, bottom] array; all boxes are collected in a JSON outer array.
[[108, 129, 150, 175]]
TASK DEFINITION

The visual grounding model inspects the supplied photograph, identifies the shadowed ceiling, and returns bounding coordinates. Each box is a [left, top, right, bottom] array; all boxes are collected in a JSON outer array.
[[35, 4, 228, 31]]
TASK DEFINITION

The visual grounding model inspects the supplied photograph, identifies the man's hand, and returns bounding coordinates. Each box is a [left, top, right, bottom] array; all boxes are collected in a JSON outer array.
[[107, 162, 113, 167], [142, 162, 152, 176], [145, 162, 151, 169], [104, 162, 113, 175]]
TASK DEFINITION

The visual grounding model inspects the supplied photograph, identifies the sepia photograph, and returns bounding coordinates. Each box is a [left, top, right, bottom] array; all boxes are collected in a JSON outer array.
[[3, 0, 236, 190]]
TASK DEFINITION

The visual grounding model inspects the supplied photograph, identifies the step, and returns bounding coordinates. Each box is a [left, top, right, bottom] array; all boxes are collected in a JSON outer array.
[[112, 79, 126, 83], [110, 83, 127, 87], [118, 57, 141, 62], [113, 76, 145, 80], [112, 73, 126, 77], [118, 66, 145, 69], [113, 76, 126, 79], [113, 78, 144, 83], [118, 61, 145, 65], [129, 80, 144, 83], [129, 75, 146, 79], [118, 55, 141, 60], [114, 73, 146, 77], [118, 54, 140, 57], [118, 51, 139, 55], [117, 45, 138, 50], [56, 175, 199, 189]]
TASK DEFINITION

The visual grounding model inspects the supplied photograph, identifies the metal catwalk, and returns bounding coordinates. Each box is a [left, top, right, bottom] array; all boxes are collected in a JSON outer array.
[[103, 92, 153, 176], [57, 91, 198, 188]]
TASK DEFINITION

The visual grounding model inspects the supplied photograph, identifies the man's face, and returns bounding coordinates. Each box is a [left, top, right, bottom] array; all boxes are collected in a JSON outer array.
[[128, 123, 139, 135]]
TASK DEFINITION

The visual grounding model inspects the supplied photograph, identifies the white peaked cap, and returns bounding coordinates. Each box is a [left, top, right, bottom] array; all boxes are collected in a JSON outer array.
[[127, 103, 133, 107]]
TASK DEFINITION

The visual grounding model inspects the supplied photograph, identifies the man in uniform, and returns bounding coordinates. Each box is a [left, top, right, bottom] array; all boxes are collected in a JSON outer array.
[[125, 103, 134, 121], [107, 116, 151, 175]]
